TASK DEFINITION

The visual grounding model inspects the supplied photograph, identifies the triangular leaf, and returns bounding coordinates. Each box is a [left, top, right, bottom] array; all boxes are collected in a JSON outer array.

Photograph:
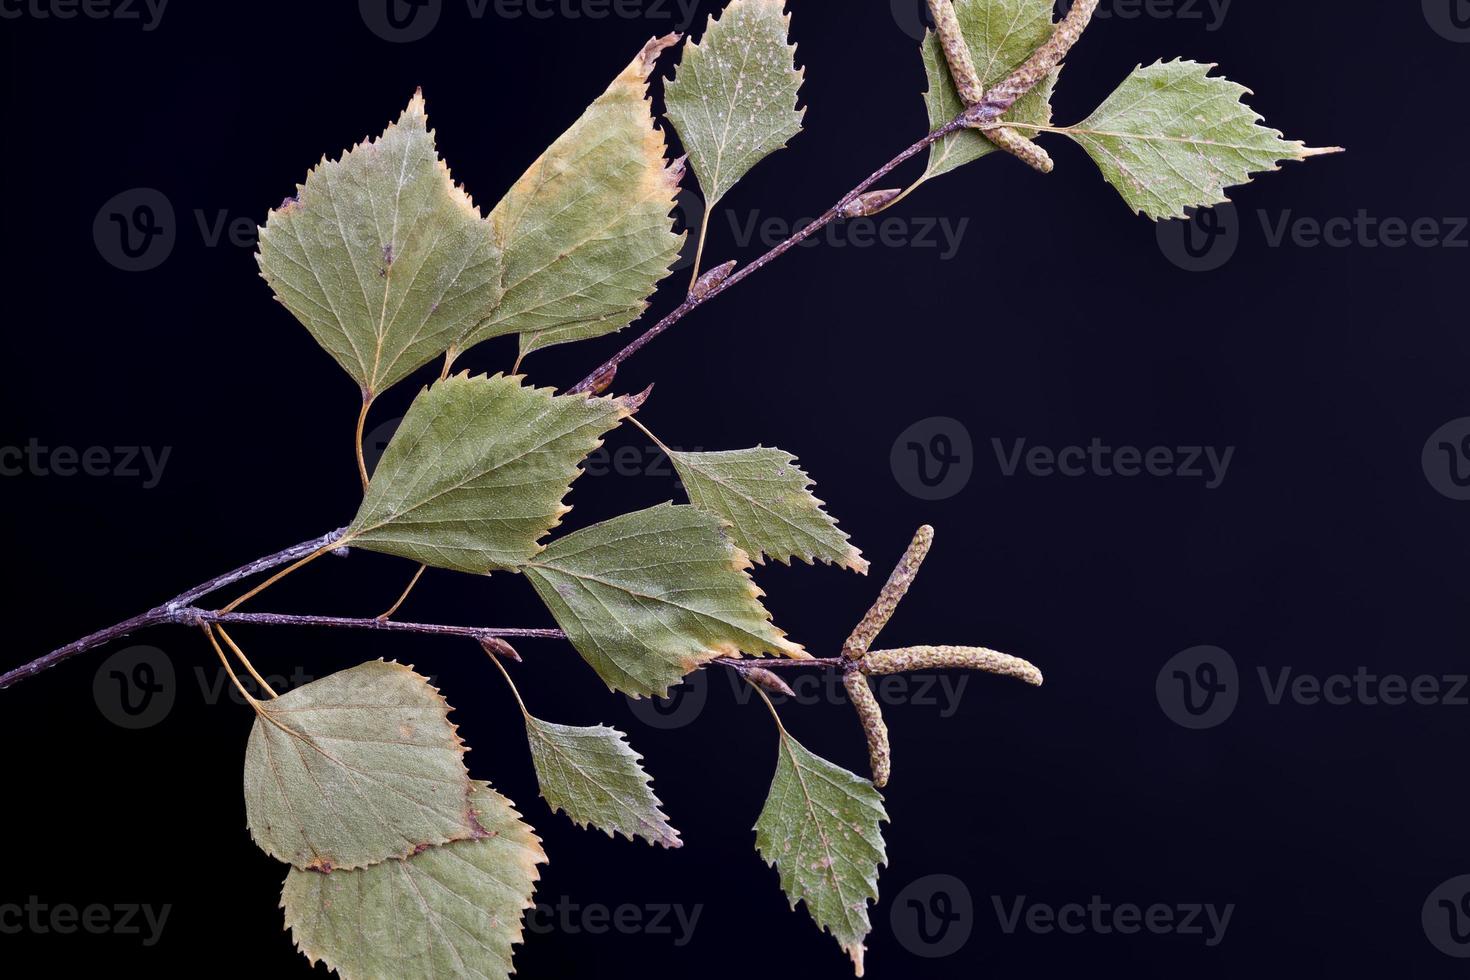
[[243, 661, 475, 871], [668, 447, 866, 571], [755, 727, 888, 976], [1061, 59, 1342, 220], [523, 502, 804, 698], [921, 0, 1058, 180], [480, 35, 686, 358], [282, 781, 545, 980], [257, 92, 503, 397], [664, 0, 805, 208], [523, 714, 681, 848], [343, 372, 630, 574]]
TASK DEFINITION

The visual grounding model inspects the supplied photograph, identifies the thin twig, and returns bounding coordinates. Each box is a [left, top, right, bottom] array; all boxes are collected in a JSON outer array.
[[0, 528, 347, 690], [566, 115, 970, 395]]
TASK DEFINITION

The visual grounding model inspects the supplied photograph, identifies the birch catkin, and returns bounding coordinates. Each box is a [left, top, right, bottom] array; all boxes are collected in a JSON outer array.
[[842, 525, 934, 660], [863, 645, 1044, 686], [981, 0, 1100, 114], [844, 670, 891, 788], [927, 0, 1053, 173]]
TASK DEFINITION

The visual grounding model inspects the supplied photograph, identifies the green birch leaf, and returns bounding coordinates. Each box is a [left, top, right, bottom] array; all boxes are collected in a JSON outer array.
[[921, 0, 1058, 180], [755, 726, 888, 976], [664, 0, 805, 207], [668, 447, 867, 572], [282, 780, 545, 980], [344, 372, 631, 574], [243, 661, 475, 872], [522, 714, 681, 848], [256, 91, 504, 398], [1061, 60, 1343, 220], [479, 35, 686, 358], [523, 502, 805, 698]]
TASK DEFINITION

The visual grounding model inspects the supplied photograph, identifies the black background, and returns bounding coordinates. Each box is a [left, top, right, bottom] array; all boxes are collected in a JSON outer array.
[[2, 0, 1467, 976]]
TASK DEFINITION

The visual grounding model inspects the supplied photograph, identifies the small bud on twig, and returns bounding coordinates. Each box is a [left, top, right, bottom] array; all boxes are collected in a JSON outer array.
[[479, 636, 522, 663], [839, 188, 904, 219], [844, 670, 891, 788], [586, 362, 618, 395], [742, 666, 796, 698], [843, 525, 934, 660], [689, 260, 737, 301], [862, 645, 1043, 686]]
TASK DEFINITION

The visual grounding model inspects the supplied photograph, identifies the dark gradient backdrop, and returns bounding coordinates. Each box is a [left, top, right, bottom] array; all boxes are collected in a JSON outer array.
[[2, 1, 1467, 976]]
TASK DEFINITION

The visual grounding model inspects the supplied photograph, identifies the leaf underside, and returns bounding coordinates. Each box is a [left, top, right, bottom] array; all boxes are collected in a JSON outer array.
[[1063, 59, 1338, 220], [755, 729, 888, 977], [243, 661, 476, 871], [256, 91, 503, 397], [664, 0, 806, 207], [345, 372, 630, 574], [282, 780, 545, 980], [523, 714, 681, 848], [523, 502, 805, 698], [921, 0, 1058, 180], [483, 35, 686, 358], [669, 446, 866, 572]]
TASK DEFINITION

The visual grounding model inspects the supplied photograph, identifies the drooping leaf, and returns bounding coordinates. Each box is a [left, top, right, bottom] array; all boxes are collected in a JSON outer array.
[[755, 727, 888, 976], [480, 35, 686, 358], [243, 661, 475, 871], [921, 0, 1059, 180], [282, 781, 545, 980], [523, 503, 805, 698], [522, 714, 681, 848], [344, 373, 630, 574], [668, 447, 866, 572], [1061, 59, 1342, 220], [664, 0, 805, 208], [257, 91, 503, 397]]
